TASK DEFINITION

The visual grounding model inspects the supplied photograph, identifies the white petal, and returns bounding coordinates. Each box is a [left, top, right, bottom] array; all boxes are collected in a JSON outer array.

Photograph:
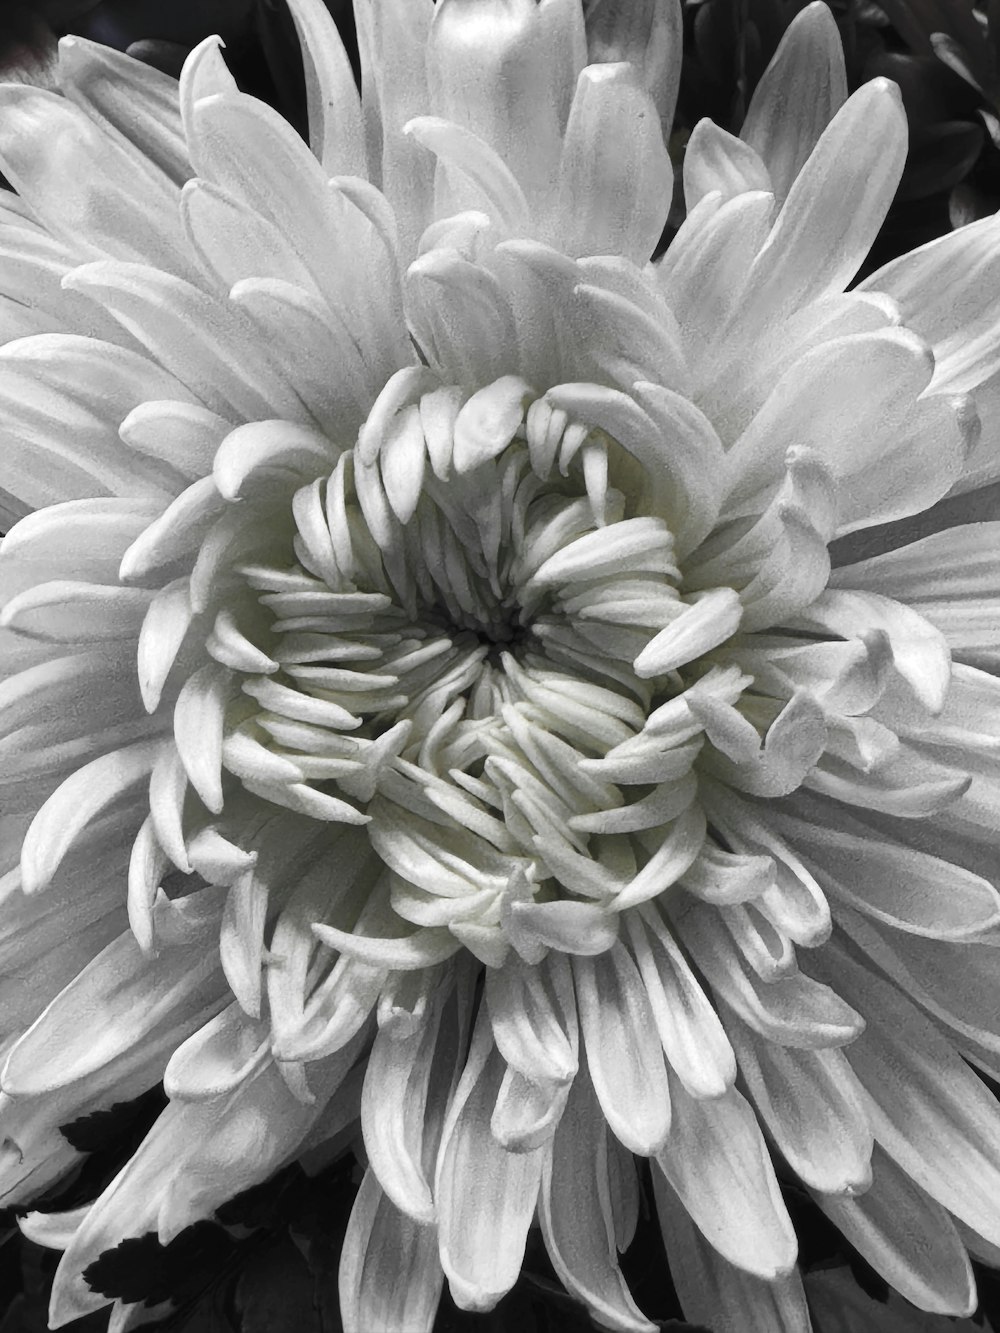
[[339, 1169, 443, 1333], [625, 908, 737, 1099], [486, 951, 578, 1085], [285, 0, 367, 176], [554, 63, 672, 264], [2, 891, 227, 1097], [771, 795, 1000, 940], [788, 587, 951, 714], [137, 577, 193, 713], [654, 1174, 809, 1333], [405, 115, 530, 235], [573, 943, 671, 1154], [428, 0, 583, 209], [362, 993, 451, 1223], [728, 1019, 873, 1195], [814, 1145, 976, 1316], [173, 662, 232, 815], [726, 329, 965, 536], [634, 588, 742, 677], [0, 85, 190, 274], [740, 2, 848, 205], [119, 399, 230, 482], [162, 1002, 270, 1101], [808, 934, 1000, 1249], [20, 740, 161, 893], [64, 262, 308, 423], [58, 34, 190, 186], [434, 1009, 543, 1311], [654, 1075, 797, 1279], [584, 0, 682, 140], [680, 902, 864, 1049], [736, 78, 907, 331], [539, 1073, 655, 1332], [861, 209, 1000, 395], [452, 375, 531, 474], [683, 118, 770, 210]]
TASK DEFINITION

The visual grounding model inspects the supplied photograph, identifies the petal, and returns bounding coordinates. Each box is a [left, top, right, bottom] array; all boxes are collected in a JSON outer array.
[[861, 209, 1000, 395], [362, 988, 454, 1223], [725, 329, 966, 536], [57, 35, 190, 186], [679, 902, 864, 1049], [285, 0, 367, 177], [654, 1175, 810, 1333], [583, 0, 682, 139], [572, 942, 671, 1154], [832, 522, 1000, 662], [486, 951, 578, 1085], [740, 2, 848, 205], [2, 891, 227, 1098], [814, 1146, 976, 1317], [0, 85, 190, 274], [63, 262, 309, 424], [727, 1019, 873, 1195], [172, 664, 232, 815], [353, 0, 435, 256], [434, 1009, 543, 1312], [429, 0, 584, 209], [20, 740, 161, 894], [770, 795, 1000, 940], [787, 588, 951, 714], [554, 64, 672, 264], [634, 587, 742, 676], [162, 1002, 270, 1101], [683, 118, 770, 210], [808, 934, 1000, 1249], [339, 1170, 443, 1333], [625, 908, 737, 1099], [654, 1074, 797, 1279], [735, 77, 907, 332], [0, 334, 192, 508], [119, 400, 230, 483], [539, 1073, 655, 1332]]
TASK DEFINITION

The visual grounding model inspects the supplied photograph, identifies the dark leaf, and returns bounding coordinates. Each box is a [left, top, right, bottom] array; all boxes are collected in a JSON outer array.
[[59, 1086, 166, 1155], [83, 1223, 237, 1307]]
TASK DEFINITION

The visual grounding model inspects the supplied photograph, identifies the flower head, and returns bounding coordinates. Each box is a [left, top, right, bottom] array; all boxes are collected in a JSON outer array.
[[2, 1, 1000, 1330]]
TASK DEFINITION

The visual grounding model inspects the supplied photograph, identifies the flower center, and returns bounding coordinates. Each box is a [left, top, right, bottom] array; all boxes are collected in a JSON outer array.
[[213, 378, 713, 964]]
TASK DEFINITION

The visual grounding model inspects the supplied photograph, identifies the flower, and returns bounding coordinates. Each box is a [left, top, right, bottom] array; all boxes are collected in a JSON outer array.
[[2, 1, 1000, 1330]]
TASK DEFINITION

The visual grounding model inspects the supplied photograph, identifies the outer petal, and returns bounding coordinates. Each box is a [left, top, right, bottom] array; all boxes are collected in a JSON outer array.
[[584, 0, 682, 140], [654, 1175, 811, 1333], [732, 78, 907, 340], [740, 2, 848, 205], [285, 0, 367, 177], [339, 1169, 444, 1333], [0, 85, 191, 276], [553, 64, 672, 264], [654, 1074, 797, 1280], [539, 1073, 654, 1332], [807, 935, 1000, 1249], [861, 209, 1000, 397], [814, 1146, 977, 1317], [428, 0, 585, 209], [434, 1007, 543, 1312], [572, 942, 671, 1154]]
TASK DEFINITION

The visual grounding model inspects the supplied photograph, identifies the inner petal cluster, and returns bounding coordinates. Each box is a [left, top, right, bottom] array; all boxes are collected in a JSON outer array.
[[203, 375, 713, 966]]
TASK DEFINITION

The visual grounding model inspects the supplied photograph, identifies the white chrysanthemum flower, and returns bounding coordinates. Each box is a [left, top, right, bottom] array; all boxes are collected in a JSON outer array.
[[2, 1, 1000, 1329]]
